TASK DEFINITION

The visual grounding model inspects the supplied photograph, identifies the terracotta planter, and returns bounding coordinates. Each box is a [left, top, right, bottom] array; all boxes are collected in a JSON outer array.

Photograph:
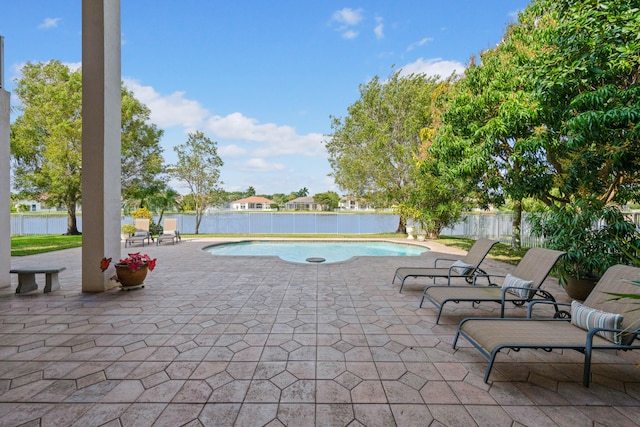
[[115, 263, 148, 287], [563, 276, 598, 301]]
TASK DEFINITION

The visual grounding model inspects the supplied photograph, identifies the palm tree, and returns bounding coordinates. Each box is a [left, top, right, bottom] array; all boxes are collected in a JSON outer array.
[[148, 187, 181, 225]]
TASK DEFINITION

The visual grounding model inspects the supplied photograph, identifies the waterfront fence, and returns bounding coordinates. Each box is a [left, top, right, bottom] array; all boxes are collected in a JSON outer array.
[[10, 212, 399, 236], [11, 211, 640, 247]]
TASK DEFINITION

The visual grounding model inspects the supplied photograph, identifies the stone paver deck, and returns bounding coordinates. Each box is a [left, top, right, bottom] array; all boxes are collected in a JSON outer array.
[[1, 238, 639, 426]]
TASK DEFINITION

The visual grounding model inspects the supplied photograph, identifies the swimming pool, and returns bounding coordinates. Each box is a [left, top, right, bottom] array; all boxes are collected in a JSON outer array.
[[203, 240, 429, 264]]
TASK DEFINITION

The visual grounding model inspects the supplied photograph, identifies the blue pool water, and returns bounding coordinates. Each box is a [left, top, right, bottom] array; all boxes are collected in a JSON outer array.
[[204, 240, 429, 264]]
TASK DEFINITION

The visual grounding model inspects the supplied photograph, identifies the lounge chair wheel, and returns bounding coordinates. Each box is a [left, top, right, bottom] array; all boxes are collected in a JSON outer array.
[[553, 310, 570, 319]]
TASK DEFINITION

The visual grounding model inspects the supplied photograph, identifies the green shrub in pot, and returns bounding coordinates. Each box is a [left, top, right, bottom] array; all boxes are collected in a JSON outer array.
[[530, 199, 640, 287], [121, 223, 136, 236]]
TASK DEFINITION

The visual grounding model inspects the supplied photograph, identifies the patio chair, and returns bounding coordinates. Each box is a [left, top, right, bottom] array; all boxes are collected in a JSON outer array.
[[157, 218, 181, 245], [125, 218, 152, 247], [421, 247, 566, 324], [453, 264, 640, 386], [392, 239, 498, 292]]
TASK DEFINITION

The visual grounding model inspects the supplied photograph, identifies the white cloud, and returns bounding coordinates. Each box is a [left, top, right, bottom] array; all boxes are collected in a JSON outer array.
[[120, 79, 326, 194], [206, 112, 325, 157], [218, 144, 248, 157], [123, 78, 208, 128], [65, 61, 82, 72], [330, 8, 363, 39], [399, 58, 465, 80], [407, 37, 433, 52], [38, 17, 61, 29], [331, 8, 363, 26], [374, 17, 384, 39], [243, 158, 285, 172], [342, 30, 359, 40]]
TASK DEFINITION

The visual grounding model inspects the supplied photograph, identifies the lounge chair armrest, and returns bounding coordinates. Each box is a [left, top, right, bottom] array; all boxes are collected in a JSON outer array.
[[472, 273, 504, 286], [527, 300, 571, 318], [586, 327, 640, 347], [434, 257, 457, 267]]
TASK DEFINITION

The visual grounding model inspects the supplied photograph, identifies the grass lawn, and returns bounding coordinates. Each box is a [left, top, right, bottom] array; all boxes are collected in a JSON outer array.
[[11, 235, 82, 256], [11, 234, 527, 265], [435, 236, 527, 266]]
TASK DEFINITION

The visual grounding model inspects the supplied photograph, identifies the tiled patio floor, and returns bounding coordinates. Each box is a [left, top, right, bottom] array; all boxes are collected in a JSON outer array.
[[1, 238, 639, 426]]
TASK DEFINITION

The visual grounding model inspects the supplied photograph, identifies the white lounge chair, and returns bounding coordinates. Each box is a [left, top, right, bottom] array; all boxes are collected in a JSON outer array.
[[157, 218, 181, 245], [125, 218, 152, 247]]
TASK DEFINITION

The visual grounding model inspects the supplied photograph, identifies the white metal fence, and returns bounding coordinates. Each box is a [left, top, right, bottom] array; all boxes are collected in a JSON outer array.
[[10, 212, 400, 236], [441, 213, 543, 247], [12, 212, 640, 246]]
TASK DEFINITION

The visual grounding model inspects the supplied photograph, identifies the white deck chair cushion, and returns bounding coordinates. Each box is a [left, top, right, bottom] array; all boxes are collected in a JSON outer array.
[[451, 260, 474, 275], [571, 300, 623, 344], [502, 273, 534, 299]]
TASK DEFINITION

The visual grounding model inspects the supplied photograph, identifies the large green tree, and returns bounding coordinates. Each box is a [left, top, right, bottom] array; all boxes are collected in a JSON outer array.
[[11, 61, 83, 234], [170, 131, 224, 234], [430, 0, 640, 247], [10, 60, 166, 234], [313, 191, 340, 211], [530, 0, 640, 204], [397, 157, 469, 238], [326, 70, 443, 232], [430, 15, 551, 248]]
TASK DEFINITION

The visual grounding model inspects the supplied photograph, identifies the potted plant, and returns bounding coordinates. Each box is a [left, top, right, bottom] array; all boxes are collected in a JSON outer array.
[[395, 203, 430, 240], [131, 207, 159, 238], [100, 252, 157, 288], [530, 200, 640, 300], [121, 224, 136, 241], [405, 225, 415, 240]]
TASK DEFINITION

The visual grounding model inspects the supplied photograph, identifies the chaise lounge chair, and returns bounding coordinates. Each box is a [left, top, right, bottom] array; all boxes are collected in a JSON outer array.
[[392, 239, 498, 292], [453, 264, 640, 386], [157, 218, 181, 245], [125, 218, 153, 248], [421, 247, 565, 323]]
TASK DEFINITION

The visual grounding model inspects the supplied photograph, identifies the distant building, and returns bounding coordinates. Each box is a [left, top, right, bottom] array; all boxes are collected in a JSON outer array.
[[285, 196, 323, 211], [230, 196, 276, 211], [13, 195, 63, 213], [338, 196, 375, 211]]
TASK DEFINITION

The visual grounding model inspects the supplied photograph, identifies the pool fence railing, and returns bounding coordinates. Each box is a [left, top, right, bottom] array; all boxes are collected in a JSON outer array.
[[10, 211, 640, 248]]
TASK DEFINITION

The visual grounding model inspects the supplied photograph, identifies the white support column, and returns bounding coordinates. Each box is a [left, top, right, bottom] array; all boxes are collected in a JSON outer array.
[[81, 0, 121, 292], [0, 36, 10, 289]]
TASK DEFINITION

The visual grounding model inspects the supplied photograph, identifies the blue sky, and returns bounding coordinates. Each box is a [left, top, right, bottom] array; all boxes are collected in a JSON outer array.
[[3, 1, 530, 196]]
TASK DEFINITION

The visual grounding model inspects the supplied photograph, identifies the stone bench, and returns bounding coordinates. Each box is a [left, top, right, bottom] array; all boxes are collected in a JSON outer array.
[[10, 267, 66, 294]]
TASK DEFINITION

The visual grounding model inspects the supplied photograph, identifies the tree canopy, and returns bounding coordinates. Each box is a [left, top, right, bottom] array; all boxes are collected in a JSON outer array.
[[10, 60, 168, 234], [11, 61, 83, 234], [424, 0, 639, 245], [170, 131, 224, 234], [530, 0, 640, 205], [313, 191, 340, 211], [326, 70, 446, 232], [121, 85, 167, 208]]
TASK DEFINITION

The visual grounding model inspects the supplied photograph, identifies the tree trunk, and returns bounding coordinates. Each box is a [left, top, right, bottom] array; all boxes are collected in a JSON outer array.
[[428, 222, 441, 239], [512, 199, 522, 250], [195, 210, 201, 234], [396, 215, 407, 234], [66, 202, 81, 235]]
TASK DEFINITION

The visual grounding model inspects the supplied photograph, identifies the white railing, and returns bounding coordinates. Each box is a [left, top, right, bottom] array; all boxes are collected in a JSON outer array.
[[12, 211, 640, 246], [10, 212, 399, 236]]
